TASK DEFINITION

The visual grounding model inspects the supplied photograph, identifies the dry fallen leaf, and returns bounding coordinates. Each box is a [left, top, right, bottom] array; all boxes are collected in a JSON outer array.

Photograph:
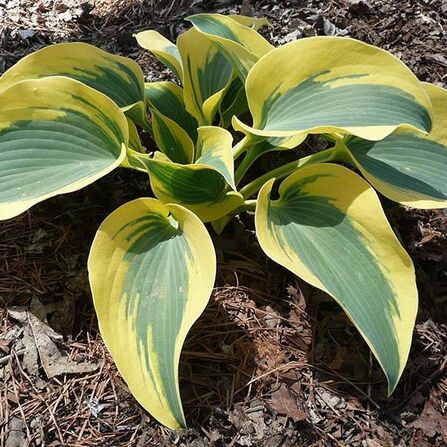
[[409, 401, 447, 442], [8, 308, 99, 378], [270, 383, 307, 422], [5, 417, 26, 447]]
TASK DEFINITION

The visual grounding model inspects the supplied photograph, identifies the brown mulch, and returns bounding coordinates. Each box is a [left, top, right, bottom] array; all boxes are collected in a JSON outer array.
[[1, 0, 447, 446]]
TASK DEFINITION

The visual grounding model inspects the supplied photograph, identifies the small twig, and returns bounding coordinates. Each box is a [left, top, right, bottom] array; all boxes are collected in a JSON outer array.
[[9, 359, 32, 442], [0, 349, 26, 366], [238, 361, 304, 393], [312, 364, 380, 409], [12, 350, 66, 446]]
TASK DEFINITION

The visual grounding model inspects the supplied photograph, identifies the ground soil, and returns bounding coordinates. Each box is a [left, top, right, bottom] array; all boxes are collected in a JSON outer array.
[[1, 0, 446, 446]]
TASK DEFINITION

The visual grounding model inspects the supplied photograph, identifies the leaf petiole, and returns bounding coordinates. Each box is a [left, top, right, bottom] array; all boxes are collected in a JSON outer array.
[[239, 147, 335, 199]]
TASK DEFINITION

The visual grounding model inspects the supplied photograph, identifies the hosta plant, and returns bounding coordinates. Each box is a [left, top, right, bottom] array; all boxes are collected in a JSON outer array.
[[1, 13, 446, 429]]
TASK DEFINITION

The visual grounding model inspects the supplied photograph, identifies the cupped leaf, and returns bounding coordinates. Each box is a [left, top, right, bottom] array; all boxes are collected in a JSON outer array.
[[194, 127, 235, 186], [135, 30, 183, 81], [138, 127, 242, 221], [233, 116, 307, 155], [88, 198, 216, 429], [124, 150, 150, 172], [0, 77, 128, 220], [151, 111, 194, 164], [188, 13, 273, 81], [177, 28, 233, 125], [213, 14, 271, 127], [146, 155, 243, 222], [339, 82, 447, 208], [145, 81, 198, 142], [0, 42, 148, 128], [229, 14, 271, 30], [240, 37, 433, 141], [232, 115, 308, 185], [127, 119, 146, 153], [121, 120, 148, 172], [256, 163, 417, 392], [219, 77, 248, 128]]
